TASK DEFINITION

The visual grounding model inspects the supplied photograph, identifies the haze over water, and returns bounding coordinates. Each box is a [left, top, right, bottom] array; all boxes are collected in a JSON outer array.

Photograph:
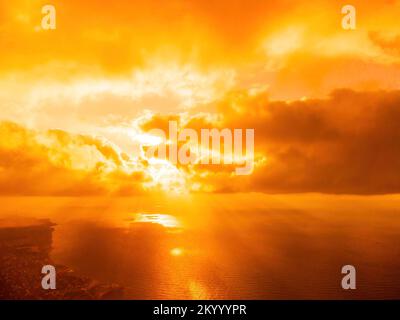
[[1, 193, 399, 299]]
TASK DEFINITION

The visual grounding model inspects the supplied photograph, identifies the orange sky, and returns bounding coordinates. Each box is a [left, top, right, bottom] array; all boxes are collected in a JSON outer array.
[[1, 0, 400, 195]]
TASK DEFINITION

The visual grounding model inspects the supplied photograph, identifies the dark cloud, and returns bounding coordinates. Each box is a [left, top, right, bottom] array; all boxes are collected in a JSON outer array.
[[2, 89, 400, 195], [142, 89, 400, 194]]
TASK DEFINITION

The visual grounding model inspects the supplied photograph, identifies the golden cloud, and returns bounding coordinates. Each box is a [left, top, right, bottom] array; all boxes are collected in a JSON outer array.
[[141, 89, 400, 194], [0, 122, 148, 195]]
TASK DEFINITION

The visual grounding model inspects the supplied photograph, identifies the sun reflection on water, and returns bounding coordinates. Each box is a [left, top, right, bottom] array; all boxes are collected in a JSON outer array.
[[189, 281, 209, 299], [132, 213, 181, 228], [170, 247, 184, 256]]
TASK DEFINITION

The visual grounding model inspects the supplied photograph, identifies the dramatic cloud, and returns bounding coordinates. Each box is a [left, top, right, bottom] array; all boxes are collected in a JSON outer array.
[[1, 1, 400, 195], [141, 89, 400, 194], [2, 0, 400, 99], [1, 90, 400, 195], [0, 122, 149, 195]]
